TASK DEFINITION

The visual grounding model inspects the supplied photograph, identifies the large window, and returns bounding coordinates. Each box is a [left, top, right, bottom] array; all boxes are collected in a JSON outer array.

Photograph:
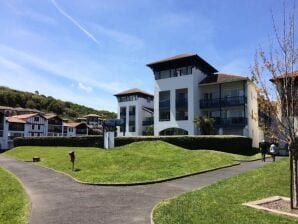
[[154, 66, 192, 80], [120, 107, 126, 132], [159, 91, 170, 121], [129, 106, 136, 132], [176, 88, 188, 120]]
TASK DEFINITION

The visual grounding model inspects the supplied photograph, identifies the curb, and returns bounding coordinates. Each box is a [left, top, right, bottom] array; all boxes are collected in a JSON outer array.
[[0, 165, 32, 224], [3, 155, 240, 186]]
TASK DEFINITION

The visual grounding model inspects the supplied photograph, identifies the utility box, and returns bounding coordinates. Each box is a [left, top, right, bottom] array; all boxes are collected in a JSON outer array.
[[104, 131, 115, 149]]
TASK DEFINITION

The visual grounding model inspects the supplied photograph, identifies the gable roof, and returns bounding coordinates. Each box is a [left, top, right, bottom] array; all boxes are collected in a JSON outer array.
[[270, 70, 298, 83], [146, 53, 218, 74], [114, 88, 153, 97], [7, 113, 46, 123], [83, 114, 102, 118], [6, 117, 26, 124], [63, 122, 81, 128], [199, 73, 248, 85]]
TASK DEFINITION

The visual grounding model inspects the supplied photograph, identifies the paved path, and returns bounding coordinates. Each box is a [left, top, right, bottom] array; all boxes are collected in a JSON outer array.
[[0, 156, 277, 224]]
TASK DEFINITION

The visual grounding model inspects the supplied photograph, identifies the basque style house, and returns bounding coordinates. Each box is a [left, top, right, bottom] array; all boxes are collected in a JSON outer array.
[[45, 114, 64, 136], [6, 113, 48, 148], [115, 88, 154, 136], [0, 106, 101, 150], [63, 122, 89, 137], [143, 53, 264, 147]]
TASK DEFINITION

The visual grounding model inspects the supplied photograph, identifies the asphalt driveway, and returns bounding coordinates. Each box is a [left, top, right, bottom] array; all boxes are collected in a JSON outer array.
[[0, 156, 275, 224]]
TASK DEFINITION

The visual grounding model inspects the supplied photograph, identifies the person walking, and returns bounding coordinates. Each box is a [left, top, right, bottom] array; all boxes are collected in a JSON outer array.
[[260, 140, 267, 162], [270, 142, 277, 162]]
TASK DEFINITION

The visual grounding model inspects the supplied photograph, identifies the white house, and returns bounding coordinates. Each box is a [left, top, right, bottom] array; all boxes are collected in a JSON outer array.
[[147, 53, 263, 147], [115, 88, 154, 136], [6, 113, 48, 148], [63, 122, 89, 137]]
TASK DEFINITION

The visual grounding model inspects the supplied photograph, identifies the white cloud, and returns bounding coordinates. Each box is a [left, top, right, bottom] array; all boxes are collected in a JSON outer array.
[[51, 0, 100, 46], [78, 82, 93, 93], [0, 56, 117, 111], [0, 44, 129, 94], [94, 24, 144, 50]]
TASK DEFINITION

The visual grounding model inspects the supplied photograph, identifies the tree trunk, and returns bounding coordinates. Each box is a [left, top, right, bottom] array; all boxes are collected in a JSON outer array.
[[290, 150, 298, 209]]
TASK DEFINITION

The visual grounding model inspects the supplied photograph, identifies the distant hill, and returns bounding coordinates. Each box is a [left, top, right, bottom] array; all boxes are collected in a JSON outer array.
[[0, 86, 117, 121]]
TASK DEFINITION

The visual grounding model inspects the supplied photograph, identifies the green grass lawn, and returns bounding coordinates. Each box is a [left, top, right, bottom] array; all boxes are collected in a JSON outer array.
[[231, 153, 271, 161], [4, 141, 239, 184], [0, 167, 29, 224], [153, 159, 296, 224]]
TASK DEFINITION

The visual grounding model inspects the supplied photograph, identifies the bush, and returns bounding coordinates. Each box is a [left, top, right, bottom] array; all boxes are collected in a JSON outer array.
[[13, 136, 104, 148], [13, 135, 253, 155], [115, 135, 253, 155]]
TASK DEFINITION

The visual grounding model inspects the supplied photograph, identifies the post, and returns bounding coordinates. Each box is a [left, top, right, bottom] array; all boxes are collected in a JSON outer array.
[[69, 151, 75, 171]]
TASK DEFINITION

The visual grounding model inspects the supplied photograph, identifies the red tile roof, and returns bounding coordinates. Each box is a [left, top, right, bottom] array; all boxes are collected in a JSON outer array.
[[114, 88, 153, 97], [270, 70, 298, 82], [7, 113, 43, 123], [199, 73, 248, 85], [6, 117, 26, 123], [63, 122, 81, 128]]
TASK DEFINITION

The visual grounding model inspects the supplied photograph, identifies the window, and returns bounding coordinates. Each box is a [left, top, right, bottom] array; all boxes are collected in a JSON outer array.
[[129, 106, 136, 132], [38, 125, 41, 130], [176, 89, 188, 120], [159, 91, 170, 121], [32, 124, 34, 130], [120, 107, 126, 132], [69, 128, 73, 132], [34, 117, 39, 122], [154, 67, 192, 80]]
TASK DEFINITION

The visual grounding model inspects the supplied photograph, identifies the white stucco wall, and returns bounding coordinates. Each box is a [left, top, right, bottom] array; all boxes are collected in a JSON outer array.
[[117, 96, 153, 137], [154, 67, 207, 135]]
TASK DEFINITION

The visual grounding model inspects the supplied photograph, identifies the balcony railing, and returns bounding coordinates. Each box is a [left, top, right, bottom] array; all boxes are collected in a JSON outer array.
[[212, 117, 247, 128], [200, 96, 247, 109], [142, 117, 154, 126]]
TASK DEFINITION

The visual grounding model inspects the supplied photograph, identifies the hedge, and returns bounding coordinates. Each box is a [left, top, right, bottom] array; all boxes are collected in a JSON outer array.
[[13, 135, 253, 155], [13, 136, 103, 148]]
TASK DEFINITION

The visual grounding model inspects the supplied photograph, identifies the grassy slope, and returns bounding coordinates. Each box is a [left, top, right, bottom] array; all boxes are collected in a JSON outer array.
[[153, 159, 297, 224], [0, 167, 29, 224], [4, 141, 238, 184]]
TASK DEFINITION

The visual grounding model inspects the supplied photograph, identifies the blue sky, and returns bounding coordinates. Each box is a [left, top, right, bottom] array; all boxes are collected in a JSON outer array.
[[0, 0, 288, 112]]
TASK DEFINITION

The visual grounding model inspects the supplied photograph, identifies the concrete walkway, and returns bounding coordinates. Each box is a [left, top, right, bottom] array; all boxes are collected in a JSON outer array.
[[0, 156, 277, 224]]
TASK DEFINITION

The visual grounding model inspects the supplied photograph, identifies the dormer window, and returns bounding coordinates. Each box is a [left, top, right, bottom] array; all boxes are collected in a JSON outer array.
[[34, 117, 39, 122]]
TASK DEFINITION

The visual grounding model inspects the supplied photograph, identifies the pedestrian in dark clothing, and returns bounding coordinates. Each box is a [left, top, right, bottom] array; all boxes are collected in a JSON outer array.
[[260, 140, 267, 162]]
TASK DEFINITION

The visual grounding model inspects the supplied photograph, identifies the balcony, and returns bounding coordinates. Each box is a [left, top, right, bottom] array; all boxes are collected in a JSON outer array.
[[221, 96, 247, 107], [142, 117, 153, 126], [212, 117, 247, 128], [200, 98, 221, 109], [200, 96, 247, 109]]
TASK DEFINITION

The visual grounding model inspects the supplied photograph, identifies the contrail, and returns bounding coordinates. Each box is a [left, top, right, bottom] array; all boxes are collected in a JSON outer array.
[[51, 0, 100, 46]]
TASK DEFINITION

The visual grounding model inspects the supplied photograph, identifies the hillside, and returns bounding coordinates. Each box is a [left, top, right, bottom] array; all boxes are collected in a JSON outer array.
[[0, 86, 117, 120]]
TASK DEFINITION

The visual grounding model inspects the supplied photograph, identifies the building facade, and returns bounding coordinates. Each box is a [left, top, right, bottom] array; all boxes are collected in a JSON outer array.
[[45, 114, 64, 136], [63, 122, 89, 137], [147, 53, 263, 147], [115, 88, 154, 136]]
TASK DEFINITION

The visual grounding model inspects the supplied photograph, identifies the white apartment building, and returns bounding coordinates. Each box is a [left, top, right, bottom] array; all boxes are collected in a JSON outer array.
[[115, 88, 154, 136], [147, 53, 263, 147]]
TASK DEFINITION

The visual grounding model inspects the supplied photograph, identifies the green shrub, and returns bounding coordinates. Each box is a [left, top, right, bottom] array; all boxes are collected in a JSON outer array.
[[13, 135, 252, 155], [13, 136, 104, 148]]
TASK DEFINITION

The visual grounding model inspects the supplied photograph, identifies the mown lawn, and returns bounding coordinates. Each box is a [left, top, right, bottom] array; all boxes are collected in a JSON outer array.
[[0, 167, 29, 224], [153, 159, 296, 224], [4, 141, 239, 184]]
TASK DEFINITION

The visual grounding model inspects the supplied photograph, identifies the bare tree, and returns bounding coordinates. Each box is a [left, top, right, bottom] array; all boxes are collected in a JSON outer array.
[[251, 1, 298, 208]]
